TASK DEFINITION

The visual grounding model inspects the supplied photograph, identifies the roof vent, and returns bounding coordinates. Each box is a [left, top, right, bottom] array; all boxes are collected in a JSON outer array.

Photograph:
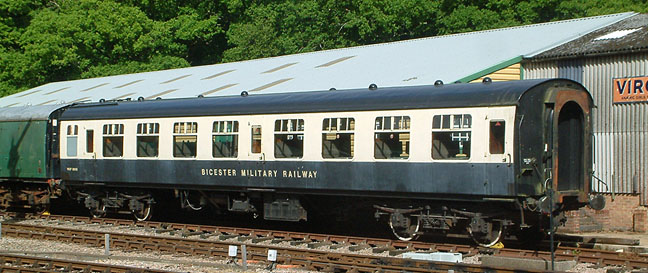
[[369, 83, 378, 90], [434, 80, 444, 86], [594, 28, 641, 41], [482, 77, 492, 84], [329, 88, 336, 91], [99, 98, 106, 103], [197, 94, 204, 98], [156, 97, 162, 100], [138, 97, 145, 102], [241, 91, 249, 97]]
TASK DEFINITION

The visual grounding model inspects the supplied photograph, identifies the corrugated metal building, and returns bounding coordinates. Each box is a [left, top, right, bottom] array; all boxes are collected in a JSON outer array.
[[524, 13, 648, 231]]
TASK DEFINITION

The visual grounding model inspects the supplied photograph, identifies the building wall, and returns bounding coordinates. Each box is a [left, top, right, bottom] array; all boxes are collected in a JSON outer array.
[[469, 63, 521, 83], [524, 52, 648, 232], [559, 194, 647, 232], [583, 53, 648, 202]]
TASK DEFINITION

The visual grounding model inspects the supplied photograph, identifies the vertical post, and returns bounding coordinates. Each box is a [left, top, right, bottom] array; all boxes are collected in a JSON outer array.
[[0, 222, 2, 239], [549, 192, 555, 271], [241, 244, 248, 270], [105, 233, 110, 256]]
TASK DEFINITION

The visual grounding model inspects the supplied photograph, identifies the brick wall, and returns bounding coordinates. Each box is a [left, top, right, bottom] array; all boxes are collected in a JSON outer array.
[[559, 194, 647, 233]]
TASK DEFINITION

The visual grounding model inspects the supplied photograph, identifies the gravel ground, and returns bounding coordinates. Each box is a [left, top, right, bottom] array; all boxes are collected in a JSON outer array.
[[0, 236, 635, 273], [0, 236, 314, 273]]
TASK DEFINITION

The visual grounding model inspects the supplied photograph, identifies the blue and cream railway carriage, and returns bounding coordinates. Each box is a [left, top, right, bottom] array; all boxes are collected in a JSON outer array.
[[57, 79, 600, 245]]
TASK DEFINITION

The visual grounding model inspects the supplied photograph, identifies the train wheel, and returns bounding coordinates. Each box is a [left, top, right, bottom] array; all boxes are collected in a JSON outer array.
[[133, 202, 152, 221], [389, 215, 421, 241], [467, 220, 504, 247], [90, 203, 106, 218]]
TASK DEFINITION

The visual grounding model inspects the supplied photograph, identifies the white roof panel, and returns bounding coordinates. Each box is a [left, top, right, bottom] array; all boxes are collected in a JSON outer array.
[[0, 12, 634, 107]]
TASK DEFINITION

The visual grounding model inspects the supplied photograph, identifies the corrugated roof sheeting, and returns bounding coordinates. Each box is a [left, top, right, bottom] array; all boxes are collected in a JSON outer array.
[[534, 13, 648, 59], [0, 12, 634, 107]]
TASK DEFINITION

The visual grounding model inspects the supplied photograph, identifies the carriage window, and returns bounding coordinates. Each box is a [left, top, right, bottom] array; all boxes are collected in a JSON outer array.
[[374, 116, 410, 159], [490, 121, 505, 154], [173, 122, 197, 158], [137, 123, 159, 157], [432, 114, 471, 160], [274, 119, 304, 158], [86, 130, 94, 153], [251, 125, 262, 153], [66, 125, 78, 157], [322, 118, 355, 159], [102, 124, 124, 157], [213, 121, 239, 158]]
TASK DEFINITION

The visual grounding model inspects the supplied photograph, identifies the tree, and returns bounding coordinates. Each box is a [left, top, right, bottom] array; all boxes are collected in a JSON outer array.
[[1, 0, 213, 91], [1, 0, 645, 96], [222, 0, 441, 62]]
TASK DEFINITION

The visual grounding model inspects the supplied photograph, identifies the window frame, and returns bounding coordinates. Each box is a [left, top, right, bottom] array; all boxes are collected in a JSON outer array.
[[136, 123, 160, 158], [173, 122, 198, 158], [212, 120, 239, 158], [66, 125, 78, 157], [86, 129, 94, 153], [374, 116, 411, 160], [431, 114, 472, 161], [322, 117, 355, 159], [251, 125, 262, 154], [274, 118, 305, 159], [489, 120, 506, 155], [102, 124, 125, 158]]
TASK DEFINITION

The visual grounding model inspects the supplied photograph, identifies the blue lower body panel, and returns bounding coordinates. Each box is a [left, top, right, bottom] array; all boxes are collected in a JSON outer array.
[[61, 159, 515, 196]]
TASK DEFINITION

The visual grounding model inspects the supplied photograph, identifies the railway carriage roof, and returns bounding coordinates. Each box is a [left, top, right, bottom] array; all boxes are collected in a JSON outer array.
[[60, 79, 584, 120], [0, 104, 66, 122], [0, 12, 633, 109]]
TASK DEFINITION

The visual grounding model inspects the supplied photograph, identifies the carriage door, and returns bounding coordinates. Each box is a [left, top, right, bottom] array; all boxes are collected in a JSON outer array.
[[85, 129, 97, 180]]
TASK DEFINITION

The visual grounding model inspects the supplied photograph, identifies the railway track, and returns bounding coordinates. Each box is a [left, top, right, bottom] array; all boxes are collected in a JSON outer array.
[[2, 213, 648, 271], [0, 253, 176, 273]]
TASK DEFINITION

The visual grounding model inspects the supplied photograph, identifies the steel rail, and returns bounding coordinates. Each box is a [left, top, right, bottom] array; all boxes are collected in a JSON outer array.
[[1, 222, 550, 273], [0, 253, 177, 273], [3, 212, 648, 269]]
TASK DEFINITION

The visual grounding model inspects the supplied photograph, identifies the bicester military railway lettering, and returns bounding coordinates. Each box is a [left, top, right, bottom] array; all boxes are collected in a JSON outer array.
[[201, 168, 318, 179]]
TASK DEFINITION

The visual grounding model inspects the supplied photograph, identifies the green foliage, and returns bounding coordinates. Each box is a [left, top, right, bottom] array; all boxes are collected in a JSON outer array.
[[0, 0, 46, 50], [8, 0, 189, 86], [0, 0, 644, 96]]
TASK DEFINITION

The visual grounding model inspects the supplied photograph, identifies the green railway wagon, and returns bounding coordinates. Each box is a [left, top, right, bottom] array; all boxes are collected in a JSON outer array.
[[0, 120, 50, 179], [0, 104, 65, 211]]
